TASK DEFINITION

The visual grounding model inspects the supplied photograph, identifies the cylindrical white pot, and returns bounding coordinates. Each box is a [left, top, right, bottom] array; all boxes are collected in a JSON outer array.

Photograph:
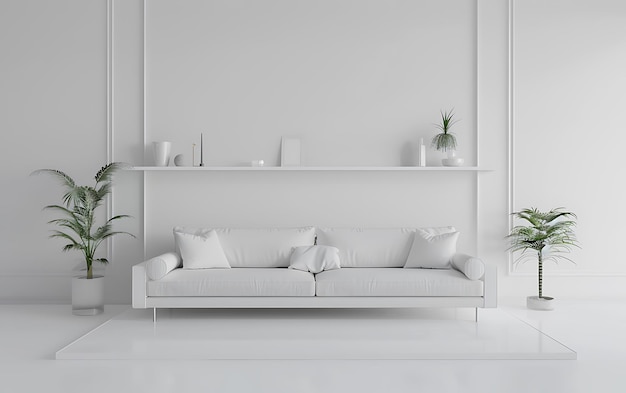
[[527, 295, 554, 311], [72, 276, 105, 316], [153, 141, 172, 166]]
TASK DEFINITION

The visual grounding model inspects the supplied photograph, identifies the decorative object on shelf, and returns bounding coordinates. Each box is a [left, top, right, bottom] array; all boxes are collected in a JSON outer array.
[[174, 154, 187, 167], [199, 133, 205, 167], [417, 137, 426, 167], [442, 150, 464, 167], [251, 160, 265, 167], [507, 207, 579, 311], [31, 163, 135, 315], [432, 109, 464, 166], [192, 143, 196, 167], [281, 137, 301, 167], [153, 141, 171, 166]]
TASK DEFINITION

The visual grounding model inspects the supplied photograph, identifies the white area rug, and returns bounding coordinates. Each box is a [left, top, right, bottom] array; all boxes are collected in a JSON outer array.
[[56, 307, 576, 360]]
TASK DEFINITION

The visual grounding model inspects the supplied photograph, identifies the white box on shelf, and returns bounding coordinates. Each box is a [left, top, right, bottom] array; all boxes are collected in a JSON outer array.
[[281, 137, 301, 167]]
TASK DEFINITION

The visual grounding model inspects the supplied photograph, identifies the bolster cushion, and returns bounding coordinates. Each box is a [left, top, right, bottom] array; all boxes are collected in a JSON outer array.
[[146, 252, 182, 280], [450, 253, 485, 280]]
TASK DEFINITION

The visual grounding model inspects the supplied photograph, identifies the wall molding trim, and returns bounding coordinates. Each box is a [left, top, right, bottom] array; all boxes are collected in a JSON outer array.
[[507, 0, 516, 276], [106, 0, 115, 267], [506, 0, 626, 278]]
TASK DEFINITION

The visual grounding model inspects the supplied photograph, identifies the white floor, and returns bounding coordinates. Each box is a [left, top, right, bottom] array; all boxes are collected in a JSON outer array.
[[2, 298, 626, 393], [55, 307, 574, 360]]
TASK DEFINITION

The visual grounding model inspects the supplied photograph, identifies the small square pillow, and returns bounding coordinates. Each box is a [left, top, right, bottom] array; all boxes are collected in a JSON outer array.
[[404, 230, 460, 269], [289, 245, 341, 274], [173, 228, 231, 269]]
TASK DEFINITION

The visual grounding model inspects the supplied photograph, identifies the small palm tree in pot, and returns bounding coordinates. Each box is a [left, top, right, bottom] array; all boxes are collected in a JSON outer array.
[[507, 207, 579, 310], [33, 163, 134, 315]]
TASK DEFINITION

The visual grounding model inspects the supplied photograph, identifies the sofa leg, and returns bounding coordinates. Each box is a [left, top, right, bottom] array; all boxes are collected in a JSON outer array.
[[475, 308, 479, 322], [153, 308, 157, 323]]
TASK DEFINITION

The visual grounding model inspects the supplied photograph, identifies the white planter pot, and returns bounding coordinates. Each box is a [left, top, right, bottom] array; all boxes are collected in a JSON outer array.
[[153, 141, 172, 166], [442, 150, 464, 166], [72, 276, 104, 316], [527, 295, 554, 311]]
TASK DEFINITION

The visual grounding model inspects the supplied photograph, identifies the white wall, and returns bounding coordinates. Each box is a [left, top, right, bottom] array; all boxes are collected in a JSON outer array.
[[507, 0, 626, 298], [1, 0, 625, 304], [139, 0, 479, 261], [145, 0, 477, 168], [0, 0, 109, 302]]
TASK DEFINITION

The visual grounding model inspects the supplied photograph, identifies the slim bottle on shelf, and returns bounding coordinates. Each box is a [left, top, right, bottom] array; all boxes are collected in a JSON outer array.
[[418, 137, 426, 167]]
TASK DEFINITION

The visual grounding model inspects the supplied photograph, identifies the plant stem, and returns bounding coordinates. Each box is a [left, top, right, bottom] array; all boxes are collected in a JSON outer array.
[[538, 250, 543, 298]]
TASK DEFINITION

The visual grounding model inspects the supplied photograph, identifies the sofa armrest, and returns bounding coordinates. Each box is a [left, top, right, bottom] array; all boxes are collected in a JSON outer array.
[[132, 261, 149, 309], [451, 254, 497, 307], [450, 253, 485, 280], [482, 262, 497, 308]]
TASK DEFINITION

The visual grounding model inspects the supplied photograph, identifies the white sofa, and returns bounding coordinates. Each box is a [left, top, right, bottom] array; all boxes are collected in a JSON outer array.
[[132, 227, 497, 321]]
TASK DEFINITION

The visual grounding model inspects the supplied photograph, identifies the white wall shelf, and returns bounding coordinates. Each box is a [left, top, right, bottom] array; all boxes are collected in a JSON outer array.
[[129, 166, 492, 172]]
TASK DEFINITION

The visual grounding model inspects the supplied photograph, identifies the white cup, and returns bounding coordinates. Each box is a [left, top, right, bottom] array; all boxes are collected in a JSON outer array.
[[153, 141, 171, 166]]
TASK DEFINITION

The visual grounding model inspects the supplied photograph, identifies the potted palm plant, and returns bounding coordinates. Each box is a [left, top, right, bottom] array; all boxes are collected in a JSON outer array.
[[33, 163, 134, 315], [431, 109, 463, 166], [507, 207, 579, 310]]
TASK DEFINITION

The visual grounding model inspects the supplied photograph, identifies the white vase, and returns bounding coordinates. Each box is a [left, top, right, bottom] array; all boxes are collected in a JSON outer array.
[[417, 138, 426, 167], [153, 141, 172, 166], [72, 276, 105, 315], [442, 149, 464, 166]]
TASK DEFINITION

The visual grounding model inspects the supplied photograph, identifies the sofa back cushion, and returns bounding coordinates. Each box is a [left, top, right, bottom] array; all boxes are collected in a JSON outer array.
[[315, 228, 414, 268], [316, 227, 456, 268], [175, 227, 316, 268]]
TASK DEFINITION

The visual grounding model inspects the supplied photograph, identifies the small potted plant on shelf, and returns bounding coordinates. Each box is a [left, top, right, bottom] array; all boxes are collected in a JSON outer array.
[[32, 163, 134, 315], [507, 207, 579, 310], [431, 109, 463, 166]]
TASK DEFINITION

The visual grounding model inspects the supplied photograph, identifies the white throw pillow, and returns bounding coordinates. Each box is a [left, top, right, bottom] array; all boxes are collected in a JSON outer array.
[[404, 230, 460, 269], [173, 228, 231, 269], [418, 226, 456, 236], [146, 252, 181, 280], [289, 245, 341, 274]]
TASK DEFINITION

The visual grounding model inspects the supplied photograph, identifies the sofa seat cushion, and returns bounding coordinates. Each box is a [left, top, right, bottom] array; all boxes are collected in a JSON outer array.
[[147, 268, 315, 297], [315, 268, 483, 297]]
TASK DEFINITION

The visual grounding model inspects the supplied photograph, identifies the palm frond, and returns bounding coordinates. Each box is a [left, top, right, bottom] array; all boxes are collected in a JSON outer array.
[[31, 169, 76, 189], [62, 244, 80, 252], [44, 204, 74, 216], [95, 162, 127, 184], [94, 231, 135, 248], [106, 214, 132, 223], [31, 170, 82, 207], [49, 230, 81, 247], [96, 182, 112, 200]]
